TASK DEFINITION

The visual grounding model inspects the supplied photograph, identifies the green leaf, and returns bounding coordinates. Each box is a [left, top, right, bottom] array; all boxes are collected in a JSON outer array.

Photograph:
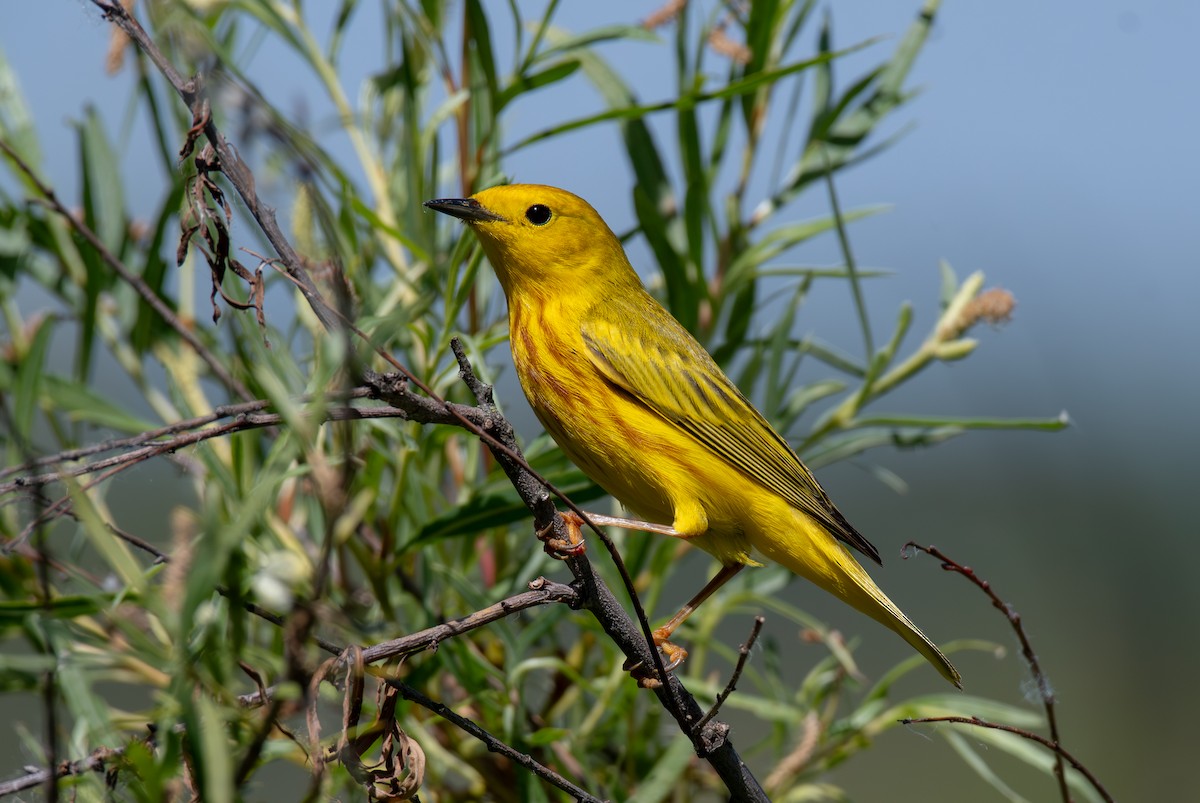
[[627, 733, 697, 803], [77, 105, 125, 253], [802, 426, 964, 468], [943, 730, 1031, 803], [507, 41, 870, 153], [12, 313, 52, 438], [498, 59, 581, 109], [535, 24, 657, 60], [41, 375, 157, 432], [851, 413, 1070, 432], [725, 206, 886, 293], [191, 691, 235, 803], [0, 596, 106, 622], [65, 476, 145, 592], [939, 258, 959, 308], [412, 471, 605, 546], [132, 184, 185, 354], [633, 184, 693, 328], [525, 727, 569, 747], [0, 47, 43, 171]]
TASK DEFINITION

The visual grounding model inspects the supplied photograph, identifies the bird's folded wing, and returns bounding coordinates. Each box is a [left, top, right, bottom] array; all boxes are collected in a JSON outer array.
[[580, 302, 881, 564]]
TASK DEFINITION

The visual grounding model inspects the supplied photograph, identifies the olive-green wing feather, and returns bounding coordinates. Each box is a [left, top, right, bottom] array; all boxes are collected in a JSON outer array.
[[581, 293, 881, 564]]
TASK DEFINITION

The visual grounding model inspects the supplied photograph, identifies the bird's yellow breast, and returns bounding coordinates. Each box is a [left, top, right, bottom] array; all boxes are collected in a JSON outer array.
[[508, 295, 759, 566]]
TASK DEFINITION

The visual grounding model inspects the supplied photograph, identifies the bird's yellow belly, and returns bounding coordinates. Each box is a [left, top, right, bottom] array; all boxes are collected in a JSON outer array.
[[509, 303, 757, 566]]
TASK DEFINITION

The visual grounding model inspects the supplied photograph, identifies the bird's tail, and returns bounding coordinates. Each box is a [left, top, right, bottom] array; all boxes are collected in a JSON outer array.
[[749, 510, 962, 688]]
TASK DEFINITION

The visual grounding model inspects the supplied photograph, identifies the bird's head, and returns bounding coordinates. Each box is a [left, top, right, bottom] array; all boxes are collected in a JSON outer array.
[[425, 184, 639, 300]]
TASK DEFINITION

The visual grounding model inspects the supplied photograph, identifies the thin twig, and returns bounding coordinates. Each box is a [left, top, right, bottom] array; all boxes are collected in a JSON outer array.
[[236, 578, 583, 707], [90, 2, 342, 334], [386, 679, 605, 803], [904, 542, 1079, 803], [0, 137, 252, 402], [898, 716, 1114, 803], [693, 615, 765, 734], [0, 392, 367, 482], [0, 746, 121, 798], [0, 403, 401, 498]]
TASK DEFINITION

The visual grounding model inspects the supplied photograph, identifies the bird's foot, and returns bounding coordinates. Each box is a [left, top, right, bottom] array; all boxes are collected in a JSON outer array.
[[622, 631, 689, 689], [535, 510, 587, 559], [653, 628, 689, 673]]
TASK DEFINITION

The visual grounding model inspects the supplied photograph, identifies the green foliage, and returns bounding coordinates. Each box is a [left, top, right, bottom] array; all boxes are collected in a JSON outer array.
[[0, 1, 1074, 801]]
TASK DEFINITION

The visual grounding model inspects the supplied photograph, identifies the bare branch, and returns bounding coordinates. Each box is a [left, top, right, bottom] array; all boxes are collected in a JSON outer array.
[[90, 0, 343, 335], [898, 716, 1114, 803], [904, 542, 1092, 803], [236, 577, 583, 707], [385, 678, 605, 803], [693, 615, 765, 735], [0, 746, 121, 798]]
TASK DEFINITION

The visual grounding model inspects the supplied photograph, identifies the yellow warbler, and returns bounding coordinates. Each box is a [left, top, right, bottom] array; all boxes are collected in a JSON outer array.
[[426, 185, 960, 687]]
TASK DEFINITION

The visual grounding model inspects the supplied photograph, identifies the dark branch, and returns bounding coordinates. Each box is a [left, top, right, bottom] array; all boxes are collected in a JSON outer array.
[[90, 0, 343, 335], [898, 716, 1113, 803], [387, 679, 605, 803], [0, 746, 121, 797], [693, 615, 765, 735], [904, 542, 1088, 803]]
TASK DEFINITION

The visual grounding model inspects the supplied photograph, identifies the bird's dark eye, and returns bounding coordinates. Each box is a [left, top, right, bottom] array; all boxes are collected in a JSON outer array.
[[525, 204, 552, 225]]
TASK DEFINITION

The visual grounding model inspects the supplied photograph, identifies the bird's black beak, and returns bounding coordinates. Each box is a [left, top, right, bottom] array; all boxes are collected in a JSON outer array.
[[423, 197, 507, 223]]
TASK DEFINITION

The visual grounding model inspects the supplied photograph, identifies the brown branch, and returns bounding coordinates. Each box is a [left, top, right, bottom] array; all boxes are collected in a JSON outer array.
[[0, 392, 368, 482], [235, 577, 583, 707], [903, 543, 1088, 803], [898, 716, 1114, 803], [693, 615, 765, 735], [386, 678, 605, 803], [0, 403, 403, 498], [90, 1, 343, 335], [2, 401, 430, 550], [0, 136, 252, 402], [0, 746, 122, 797], [360, 577, 581, 663]]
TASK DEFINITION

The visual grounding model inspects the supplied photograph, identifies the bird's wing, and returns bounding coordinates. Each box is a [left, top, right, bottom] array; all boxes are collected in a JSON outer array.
[[581, 296, 881, 564]]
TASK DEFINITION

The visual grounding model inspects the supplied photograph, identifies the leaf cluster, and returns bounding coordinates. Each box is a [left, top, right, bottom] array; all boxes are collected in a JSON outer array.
[[0, 1, 1075, 801]]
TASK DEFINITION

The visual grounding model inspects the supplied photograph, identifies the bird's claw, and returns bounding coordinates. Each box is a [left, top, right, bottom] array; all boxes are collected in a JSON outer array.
[[622, 634, 689, 689], [535, 511, 587, 559], [656, 638, 689, 673], [622, 655, 663, 689]]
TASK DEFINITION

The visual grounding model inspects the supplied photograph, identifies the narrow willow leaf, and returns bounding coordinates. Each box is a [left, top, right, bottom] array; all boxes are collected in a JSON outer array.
[[65, 476, 145, 592], [0, 595, 106, 622], [852, 414, 1070, 432], [498, 59, 581, 109], [627, 733, 697, 803], [533, 24, 657, 61], [943, 730, 1032, 803], [41, 375, 156, 432], [13, 314, 51, 437]]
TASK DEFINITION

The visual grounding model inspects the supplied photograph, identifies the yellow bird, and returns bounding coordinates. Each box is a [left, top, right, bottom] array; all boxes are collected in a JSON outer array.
[[426, 185, 960, 687]]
